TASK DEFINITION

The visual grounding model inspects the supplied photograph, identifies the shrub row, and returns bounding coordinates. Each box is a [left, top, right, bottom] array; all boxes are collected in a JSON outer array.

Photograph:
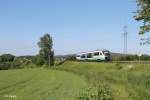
[[112, 55, 150, 61], [0, 54, 46, 70]]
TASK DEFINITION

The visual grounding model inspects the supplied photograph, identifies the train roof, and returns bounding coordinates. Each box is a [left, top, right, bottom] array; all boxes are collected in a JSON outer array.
[[78, 50, 110, 55]]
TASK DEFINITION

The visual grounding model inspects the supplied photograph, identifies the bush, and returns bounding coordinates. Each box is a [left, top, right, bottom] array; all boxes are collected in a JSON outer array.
[[0, 61, 23, 70], [77, 83, 113, 100], [112, 55, 150, 61], [66, 55, 76, 61], [0, 55, 46, 70], [0, 62, 11, 70], [31, 55, 45, 66]]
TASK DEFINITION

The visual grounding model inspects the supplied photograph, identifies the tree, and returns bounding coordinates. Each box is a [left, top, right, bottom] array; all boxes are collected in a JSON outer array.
[[50, 51, 55, 66], [135, 0, 150, 34], [38, 34, 54, 67], [0, 54, 15, 62]]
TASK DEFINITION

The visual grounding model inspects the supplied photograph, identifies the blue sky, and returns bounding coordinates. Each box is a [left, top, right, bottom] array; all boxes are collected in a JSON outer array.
[[0, 0, 149, 56]]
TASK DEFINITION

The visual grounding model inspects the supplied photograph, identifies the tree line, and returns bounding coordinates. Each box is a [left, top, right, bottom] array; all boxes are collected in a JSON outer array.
[[0, 34, 55, 70]]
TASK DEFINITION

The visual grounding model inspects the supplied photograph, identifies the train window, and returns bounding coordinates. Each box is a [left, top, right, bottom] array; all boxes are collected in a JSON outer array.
[[99, 52, 102, 55], [94, 52, 99, 56], [81, 54, 86, 58], [87, 53, 92, 58], [103, 51, 110, 56], [104, 52, 110, 56]]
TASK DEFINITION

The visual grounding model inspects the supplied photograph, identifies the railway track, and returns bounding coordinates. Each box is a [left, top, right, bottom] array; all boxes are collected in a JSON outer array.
[[112, 61, 150, 64]]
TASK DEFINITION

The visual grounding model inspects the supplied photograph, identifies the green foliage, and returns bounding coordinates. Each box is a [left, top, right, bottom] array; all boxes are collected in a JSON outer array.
[[112, 55, 150, 61], [56, 61, 150, 100], [77, 83, 113, 100], [0, 62, 12, 70], [31, 55, 45, 66], [50, 51, 55, 66], [135, 0, 150, 34], [54, 58, 66, 66], [38, 33, 54, 66], [0, 54, 15, 62], [66, 55, 77, 61], [13, 57, 38, 68], [0, 56, 41, 70], [117, 56, 137, 61]]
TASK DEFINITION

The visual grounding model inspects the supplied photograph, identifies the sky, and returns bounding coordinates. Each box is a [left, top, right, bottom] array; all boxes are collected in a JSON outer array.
[[0, 0, 149, 56]]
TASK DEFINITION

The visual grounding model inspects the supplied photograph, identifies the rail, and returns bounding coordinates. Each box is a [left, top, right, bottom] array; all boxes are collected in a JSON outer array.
[[112, 61, 150, 64]]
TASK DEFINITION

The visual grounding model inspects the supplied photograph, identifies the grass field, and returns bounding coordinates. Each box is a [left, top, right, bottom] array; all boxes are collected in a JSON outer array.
[[0, 61, 150, 100], [0, 68, 87, 100]]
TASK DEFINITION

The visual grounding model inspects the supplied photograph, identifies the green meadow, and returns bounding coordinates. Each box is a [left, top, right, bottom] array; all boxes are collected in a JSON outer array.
[[0, 61, 150, 100], [0, 68, 87, 100]]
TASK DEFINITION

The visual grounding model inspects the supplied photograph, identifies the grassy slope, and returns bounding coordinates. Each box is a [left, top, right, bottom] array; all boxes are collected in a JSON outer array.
[[0, 68, 87, 100], [57, 61, 150, 100], [0, 61, 150, 100]]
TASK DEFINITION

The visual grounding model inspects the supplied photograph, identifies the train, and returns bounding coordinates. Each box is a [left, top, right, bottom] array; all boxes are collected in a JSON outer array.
[[76, 50, 111, 61]]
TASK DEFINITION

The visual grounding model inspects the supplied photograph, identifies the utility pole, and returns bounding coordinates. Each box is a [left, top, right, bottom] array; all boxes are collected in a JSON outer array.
[[123, 26, 128, 55], [139, 34, 143, 64]]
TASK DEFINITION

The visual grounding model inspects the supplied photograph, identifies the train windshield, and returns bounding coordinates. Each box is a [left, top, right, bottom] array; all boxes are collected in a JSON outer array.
[[103, 51, 110, 56]]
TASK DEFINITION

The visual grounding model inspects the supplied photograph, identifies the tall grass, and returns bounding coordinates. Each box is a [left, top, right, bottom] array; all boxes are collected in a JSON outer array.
[[77, 82, 113, 100], [55, 61, 150, 100]]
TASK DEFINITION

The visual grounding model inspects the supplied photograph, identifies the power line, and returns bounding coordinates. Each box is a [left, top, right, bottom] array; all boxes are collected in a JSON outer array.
[[123, 25, 128, 55]]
